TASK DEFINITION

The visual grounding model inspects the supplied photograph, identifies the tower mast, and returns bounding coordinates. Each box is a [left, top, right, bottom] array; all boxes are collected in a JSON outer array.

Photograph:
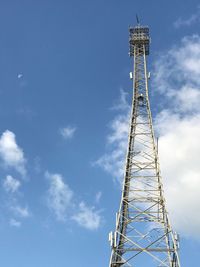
[[109, 24, 181, 267]]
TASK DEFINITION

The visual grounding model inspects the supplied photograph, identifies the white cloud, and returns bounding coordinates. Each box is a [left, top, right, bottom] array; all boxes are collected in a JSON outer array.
[[111, 88, 130, 111], [174, 6, 200, 28], [154, 112, 200, 237], [95, 90, 130, 182], [45, 172, 103, 230], [96, 35, 200, 239], [72, 202, 102, 230], [153, 35, 200, 99], [0, 130, 26, 176], [152, 34, 200, 238], [3, 175, 21, 193], [9, 218, 21, 227], [2, 173, 30, 221], [46, 172, 73, 222], [59, 126, 76, 139], [12, 205, 30, 218]]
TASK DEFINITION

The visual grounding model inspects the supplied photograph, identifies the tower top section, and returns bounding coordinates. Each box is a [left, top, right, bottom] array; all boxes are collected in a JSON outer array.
[[129, 26, 150, 56]]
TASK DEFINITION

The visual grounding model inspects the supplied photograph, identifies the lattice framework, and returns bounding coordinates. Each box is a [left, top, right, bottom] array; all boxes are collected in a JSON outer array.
[[109, 25, 181, 267]]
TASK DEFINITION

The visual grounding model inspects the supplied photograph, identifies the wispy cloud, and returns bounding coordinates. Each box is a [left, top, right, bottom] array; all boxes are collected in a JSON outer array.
[[72, 202, 102, 230], [16, 107, 36, 119], [11, 205, 30, 218], [45, 171, 103, 230], [59, 126, 77, 140], [95, 89, 130, 182], [111, 89, 130, 111], [153, 35, 200, 109], [3, 175, 21, 193], [95, 191, 102, 204], [2, 173, 30, 223], [174, 6, 200, 28], [0, 130, 26, 176], [9, 218, 21, 228], [45, 172, 73, 222]]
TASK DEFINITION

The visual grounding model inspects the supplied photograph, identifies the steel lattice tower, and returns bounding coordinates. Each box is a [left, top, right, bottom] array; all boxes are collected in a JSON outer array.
[[109, 24, 181, 267]]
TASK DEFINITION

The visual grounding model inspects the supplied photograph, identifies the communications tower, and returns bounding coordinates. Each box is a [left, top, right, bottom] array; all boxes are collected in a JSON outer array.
[[108, 24, 181, 267]]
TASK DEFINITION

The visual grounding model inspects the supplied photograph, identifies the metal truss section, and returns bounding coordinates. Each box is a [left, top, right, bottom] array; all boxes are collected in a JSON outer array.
[[109, 25, 181, 267], [129, 26, 150, 56]]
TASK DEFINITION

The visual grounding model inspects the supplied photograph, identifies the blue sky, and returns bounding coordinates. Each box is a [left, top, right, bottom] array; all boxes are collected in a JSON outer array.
[[0, 1, 199, 266]]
